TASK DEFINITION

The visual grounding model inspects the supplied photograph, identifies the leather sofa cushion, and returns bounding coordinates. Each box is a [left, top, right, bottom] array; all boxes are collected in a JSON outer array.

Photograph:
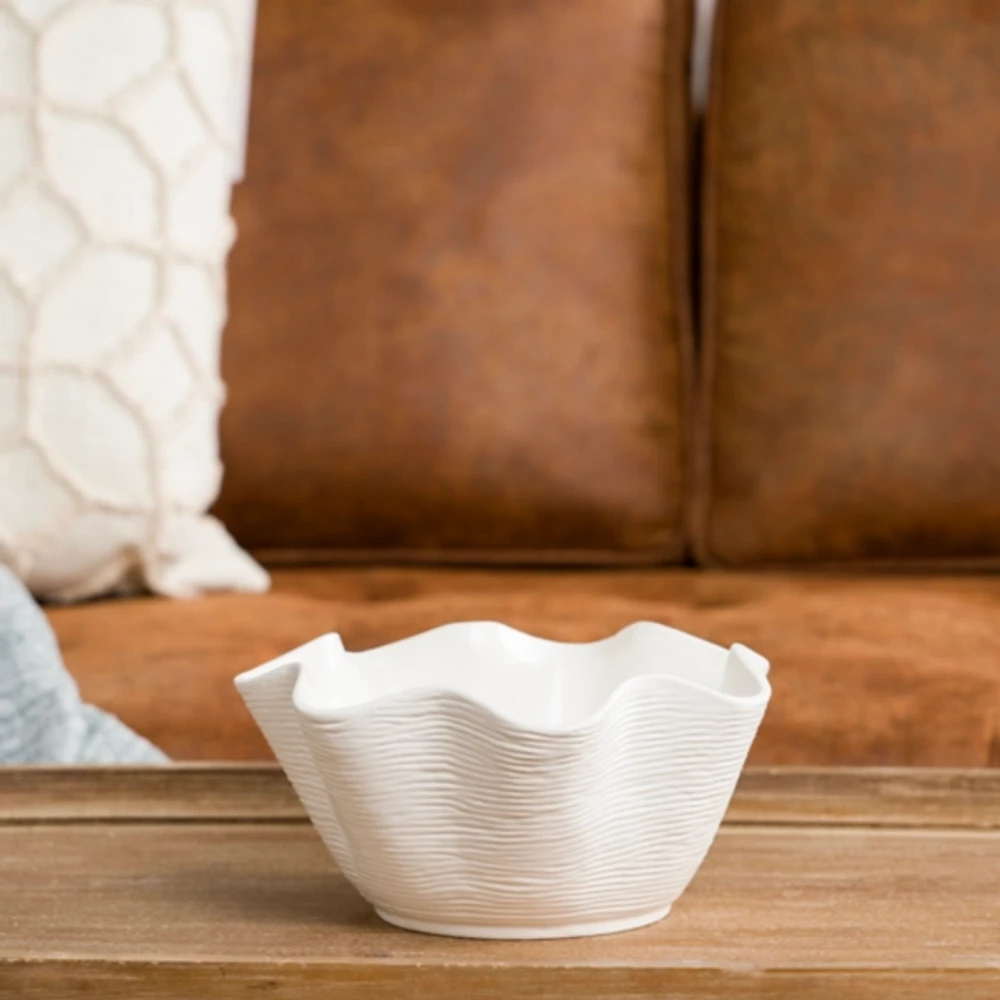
[[697, 0, 1000, 565], [51, 568, 1000, 766], [217, 0, 693, 564]]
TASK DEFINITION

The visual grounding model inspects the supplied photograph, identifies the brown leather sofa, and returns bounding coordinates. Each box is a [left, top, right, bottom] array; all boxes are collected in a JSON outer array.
[[49, 0, 1000, 766]]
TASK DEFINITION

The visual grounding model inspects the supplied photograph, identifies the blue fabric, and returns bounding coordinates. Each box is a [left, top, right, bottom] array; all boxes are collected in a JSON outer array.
[[0, 565, 167, 764]]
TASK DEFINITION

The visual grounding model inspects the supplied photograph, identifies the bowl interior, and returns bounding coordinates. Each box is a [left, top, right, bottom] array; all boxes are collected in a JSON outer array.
[[297, 622, 748, 729]]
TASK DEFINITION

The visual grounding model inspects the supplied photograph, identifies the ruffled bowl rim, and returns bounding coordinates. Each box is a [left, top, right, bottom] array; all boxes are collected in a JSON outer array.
[[284, 621, 771, 737]]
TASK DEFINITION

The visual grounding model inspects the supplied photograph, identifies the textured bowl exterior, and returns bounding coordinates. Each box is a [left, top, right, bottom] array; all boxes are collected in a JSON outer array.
[[302, 683, 764, 936], [237, 627, 770, 938]]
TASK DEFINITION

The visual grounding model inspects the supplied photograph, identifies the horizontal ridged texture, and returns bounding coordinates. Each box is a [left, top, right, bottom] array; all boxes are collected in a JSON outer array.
[[237, 626, 769, 938], [235, 646, 360, 886]]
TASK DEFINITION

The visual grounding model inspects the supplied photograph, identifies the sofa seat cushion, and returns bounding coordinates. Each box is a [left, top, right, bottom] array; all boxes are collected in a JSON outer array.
[[48, 569, 1000, 766]]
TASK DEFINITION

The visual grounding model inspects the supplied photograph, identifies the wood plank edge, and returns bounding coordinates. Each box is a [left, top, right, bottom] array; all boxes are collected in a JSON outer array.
[[3, 765, 999, 828], [3, 958, 999, 1000]]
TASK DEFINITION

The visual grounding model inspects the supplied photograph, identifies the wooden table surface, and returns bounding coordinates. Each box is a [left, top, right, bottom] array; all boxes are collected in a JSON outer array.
[[2, 766, 999, 999]]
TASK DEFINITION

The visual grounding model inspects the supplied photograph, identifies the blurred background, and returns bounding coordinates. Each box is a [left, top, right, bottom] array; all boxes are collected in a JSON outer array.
[[1, 0, 999, 769]]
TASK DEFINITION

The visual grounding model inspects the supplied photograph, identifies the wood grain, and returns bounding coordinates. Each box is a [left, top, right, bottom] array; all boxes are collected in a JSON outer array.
[[8, 964, 1000, 1000], [3, 765, 1000, 827], [729, 766, 1000, 828], [0, 765, 302, 822], [2, 767, 999, 998]]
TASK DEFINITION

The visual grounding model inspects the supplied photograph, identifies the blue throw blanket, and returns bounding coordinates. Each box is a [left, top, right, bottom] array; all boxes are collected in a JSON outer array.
[[0, 565, 166, 765]]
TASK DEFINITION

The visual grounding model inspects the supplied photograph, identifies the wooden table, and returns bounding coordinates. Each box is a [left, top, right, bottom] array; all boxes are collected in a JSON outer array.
[[2, 766, 999, 999]]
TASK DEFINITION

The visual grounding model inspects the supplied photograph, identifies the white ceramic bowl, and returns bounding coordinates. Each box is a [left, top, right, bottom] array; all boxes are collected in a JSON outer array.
[[235, 622, 770, 939]]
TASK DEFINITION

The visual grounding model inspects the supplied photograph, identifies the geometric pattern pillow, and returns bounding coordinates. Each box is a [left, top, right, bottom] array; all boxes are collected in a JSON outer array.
[[0, 0, 266, 598]]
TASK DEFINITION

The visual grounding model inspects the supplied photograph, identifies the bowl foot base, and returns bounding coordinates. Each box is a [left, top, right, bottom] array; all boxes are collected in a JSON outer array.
[[374, 904, 672, 940]]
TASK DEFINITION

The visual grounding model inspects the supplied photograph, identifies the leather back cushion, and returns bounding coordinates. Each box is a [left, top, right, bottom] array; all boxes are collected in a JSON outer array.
[[216, 0, 693, 563], [697, 0, 1000, 565]]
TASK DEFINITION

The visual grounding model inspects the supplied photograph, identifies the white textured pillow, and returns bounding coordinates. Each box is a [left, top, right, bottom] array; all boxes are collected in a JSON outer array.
[[0, 0, 266, 599]]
